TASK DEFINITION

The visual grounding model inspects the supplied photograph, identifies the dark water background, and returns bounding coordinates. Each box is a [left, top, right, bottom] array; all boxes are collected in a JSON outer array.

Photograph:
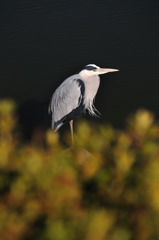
[[0, 0, 159, 129]]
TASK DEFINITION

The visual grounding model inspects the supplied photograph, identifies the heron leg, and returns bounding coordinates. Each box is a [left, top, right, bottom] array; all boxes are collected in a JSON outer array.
[[69, 120, 74, 146]]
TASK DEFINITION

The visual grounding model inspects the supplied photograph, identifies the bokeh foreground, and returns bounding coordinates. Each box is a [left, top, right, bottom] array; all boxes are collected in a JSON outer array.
[[0, 100, 159, 240]]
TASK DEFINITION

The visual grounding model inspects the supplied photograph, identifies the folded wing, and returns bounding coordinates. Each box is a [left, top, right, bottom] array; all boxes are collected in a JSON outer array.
[[48, 76, 85, 131]]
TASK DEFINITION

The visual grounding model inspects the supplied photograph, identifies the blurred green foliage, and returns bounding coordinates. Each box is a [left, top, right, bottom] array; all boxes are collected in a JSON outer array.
[[0, 99, 159, 240]]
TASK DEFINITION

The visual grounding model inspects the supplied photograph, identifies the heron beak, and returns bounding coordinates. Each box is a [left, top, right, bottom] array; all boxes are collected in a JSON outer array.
[[97, 68, 119, 74]]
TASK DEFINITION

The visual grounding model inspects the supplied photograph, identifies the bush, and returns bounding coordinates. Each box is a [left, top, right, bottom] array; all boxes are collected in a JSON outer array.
[[0, 100, 159, 240]]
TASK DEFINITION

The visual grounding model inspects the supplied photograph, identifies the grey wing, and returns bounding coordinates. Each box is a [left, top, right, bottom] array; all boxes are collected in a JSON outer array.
[[48, 75, 84, 131]]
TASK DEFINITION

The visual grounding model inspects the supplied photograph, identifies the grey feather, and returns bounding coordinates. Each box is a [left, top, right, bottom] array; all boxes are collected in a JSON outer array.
[[49, 74, 83, 130]]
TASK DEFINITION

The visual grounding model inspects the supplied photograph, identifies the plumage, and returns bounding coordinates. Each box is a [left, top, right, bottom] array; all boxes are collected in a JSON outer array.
[[48, 64, 119, 143], [49, 76, 85, 131]]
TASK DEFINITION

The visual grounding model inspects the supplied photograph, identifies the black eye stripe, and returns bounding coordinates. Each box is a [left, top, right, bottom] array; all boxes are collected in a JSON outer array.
[[83, 66, 97, 71]]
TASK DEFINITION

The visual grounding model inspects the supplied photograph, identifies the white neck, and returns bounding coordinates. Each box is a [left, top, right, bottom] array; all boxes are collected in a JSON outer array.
[[79, 70, 100, 116]]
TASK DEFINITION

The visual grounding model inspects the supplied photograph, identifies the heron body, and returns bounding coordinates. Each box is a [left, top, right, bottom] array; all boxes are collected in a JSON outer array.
[[49, 64, 119, 144]]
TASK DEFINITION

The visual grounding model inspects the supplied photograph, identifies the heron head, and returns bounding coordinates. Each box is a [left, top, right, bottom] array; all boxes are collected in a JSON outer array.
[[80, 64, 119, 76]]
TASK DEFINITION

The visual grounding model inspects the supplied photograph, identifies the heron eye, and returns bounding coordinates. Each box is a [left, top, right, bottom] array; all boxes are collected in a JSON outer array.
[[93, 69, 96, 72]]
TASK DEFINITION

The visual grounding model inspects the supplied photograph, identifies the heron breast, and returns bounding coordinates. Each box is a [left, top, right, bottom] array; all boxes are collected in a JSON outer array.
[[84, 77, 100, 107]]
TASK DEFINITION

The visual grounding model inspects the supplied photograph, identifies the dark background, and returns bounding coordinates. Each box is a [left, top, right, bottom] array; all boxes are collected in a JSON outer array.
[[0, 0, 159, 130]]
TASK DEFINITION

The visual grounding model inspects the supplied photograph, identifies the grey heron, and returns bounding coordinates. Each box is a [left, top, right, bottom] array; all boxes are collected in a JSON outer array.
[[48, 64, 119, 145]]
